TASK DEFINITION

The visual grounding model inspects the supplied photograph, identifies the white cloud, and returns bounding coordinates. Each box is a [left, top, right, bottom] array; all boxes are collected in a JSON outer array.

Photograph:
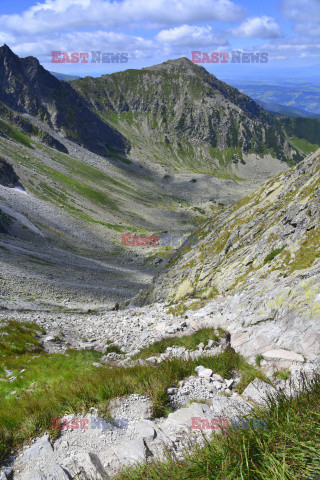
[[31, 0, 91, 13], [257, 36, 320, 62], [282, 0, 320, 22], [0, 0, 244, 36], [0, 32, 15, 44], [299, 52, 319, 57], [11, 25, 229, 65], [232, 16, 281, 38], [294, 23, 320, 36], [11, 30, 154, 62], [156, 25, 228, 47], [282, 0, 320, 37]]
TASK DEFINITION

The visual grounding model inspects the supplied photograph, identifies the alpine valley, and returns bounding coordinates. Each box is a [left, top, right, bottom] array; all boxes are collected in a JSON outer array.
[[0, 44, 320, 480]]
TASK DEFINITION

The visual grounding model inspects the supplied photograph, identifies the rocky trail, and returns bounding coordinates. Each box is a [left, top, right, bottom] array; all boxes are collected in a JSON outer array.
[[0, 294, 319, 479]]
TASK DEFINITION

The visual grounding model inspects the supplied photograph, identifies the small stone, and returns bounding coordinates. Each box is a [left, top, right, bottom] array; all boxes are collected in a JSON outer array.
[[146, 356, 157, 364], [195, 366, 213, 378], [167, 388, 178, 395], [211, 381, 222, 389], [44, 336, 56, 343], [225, 379, 234, 389], [242, 379, 277, 406], [211, 374, 224, 382]]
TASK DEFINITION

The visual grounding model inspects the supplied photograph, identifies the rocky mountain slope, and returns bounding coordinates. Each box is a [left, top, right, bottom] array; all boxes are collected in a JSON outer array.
[[135, 148, 320, 361], [0, 123, 197, 309], [1, 48, 320, 480], [139, 147, 320, 304], [1, 299, 318, 480], [0, 45, 128, 156], [71, 58, 320, 177]]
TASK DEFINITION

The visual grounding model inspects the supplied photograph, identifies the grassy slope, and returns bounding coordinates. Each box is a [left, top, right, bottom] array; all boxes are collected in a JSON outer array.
[[0, 123, 199, 253]]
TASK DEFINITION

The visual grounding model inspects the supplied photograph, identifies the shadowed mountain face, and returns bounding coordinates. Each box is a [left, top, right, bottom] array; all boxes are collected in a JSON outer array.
[[0, 158, 21, 233], [0, 157, 20, 188], [70, 57, 319, 174], [0, 45, 128, 156]]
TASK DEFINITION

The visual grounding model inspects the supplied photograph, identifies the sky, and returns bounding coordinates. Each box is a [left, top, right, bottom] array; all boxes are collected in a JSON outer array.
[[0, 0, 320, 81]]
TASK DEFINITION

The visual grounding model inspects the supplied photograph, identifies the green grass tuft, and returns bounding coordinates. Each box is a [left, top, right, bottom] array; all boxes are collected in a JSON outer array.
[[133, 328, 221, 360], [264, 245, 286, 264]]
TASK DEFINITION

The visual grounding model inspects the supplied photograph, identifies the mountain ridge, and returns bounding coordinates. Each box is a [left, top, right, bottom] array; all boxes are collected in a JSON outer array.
[[70, 56, 320, 178]]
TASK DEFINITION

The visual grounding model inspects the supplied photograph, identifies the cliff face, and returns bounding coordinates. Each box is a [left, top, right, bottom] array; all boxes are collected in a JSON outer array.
[[0, 157, 20, 188], [0, 157, 21, 233]]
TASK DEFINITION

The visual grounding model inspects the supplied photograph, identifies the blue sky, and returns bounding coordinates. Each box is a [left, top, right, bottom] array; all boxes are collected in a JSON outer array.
[[0, 0, 320, 81]]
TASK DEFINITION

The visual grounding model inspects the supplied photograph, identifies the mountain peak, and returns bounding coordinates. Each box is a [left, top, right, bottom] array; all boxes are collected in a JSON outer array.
[[0, 44, 21, 68], [0, 44, 16, 56], [143, 56, 201, 73]]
